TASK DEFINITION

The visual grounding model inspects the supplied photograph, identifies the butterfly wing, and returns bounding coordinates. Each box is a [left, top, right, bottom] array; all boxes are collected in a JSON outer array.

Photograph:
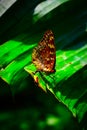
[[32, 30, 56, 72]]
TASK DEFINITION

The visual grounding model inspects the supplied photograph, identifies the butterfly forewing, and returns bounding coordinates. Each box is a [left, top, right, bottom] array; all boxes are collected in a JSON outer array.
[[32, 30, 56, 73]]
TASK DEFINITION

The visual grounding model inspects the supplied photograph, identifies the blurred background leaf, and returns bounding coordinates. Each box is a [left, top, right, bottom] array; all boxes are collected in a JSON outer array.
[[0, 0, 87, 130], [0, 0, 17, 17]]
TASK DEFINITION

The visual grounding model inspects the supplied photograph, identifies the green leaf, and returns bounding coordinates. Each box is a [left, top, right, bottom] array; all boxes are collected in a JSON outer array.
[[25, 43, 87, 120], [0, 33, 37, 84], [33, 0, 69, 23]]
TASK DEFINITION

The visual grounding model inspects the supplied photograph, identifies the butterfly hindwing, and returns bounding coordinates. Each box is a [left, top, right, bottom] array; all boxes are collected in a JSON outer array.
[[32, 30, 56, 73]]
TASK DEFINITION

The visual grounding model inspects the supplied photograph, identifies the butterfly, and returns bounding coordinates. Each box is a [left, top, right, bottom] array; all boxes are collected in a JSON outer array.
[[32, 30, 56, 73]]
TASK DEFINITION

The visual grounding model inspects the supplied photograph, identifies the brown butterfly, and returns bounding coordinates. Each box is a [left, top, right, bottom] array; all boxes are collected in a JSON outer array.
[[32, 30, 56, 73]]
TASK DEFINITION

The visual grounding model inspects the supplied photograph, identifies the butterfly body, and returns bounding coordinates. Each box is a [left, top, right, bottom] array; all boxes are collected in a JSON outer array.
[[32, 30, 56, 73]]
